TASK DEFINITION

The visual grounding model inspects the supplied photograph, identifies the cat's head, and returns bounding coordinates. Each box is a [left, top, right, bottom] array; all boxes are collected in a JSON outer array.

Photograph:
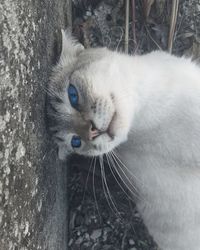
[[47, 30, 133, 160]]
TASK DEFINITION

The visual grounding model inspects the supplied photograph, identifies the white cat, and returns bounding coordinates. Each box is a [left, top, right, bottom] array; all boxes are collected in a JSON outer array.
[[47, 30, 200, 250]]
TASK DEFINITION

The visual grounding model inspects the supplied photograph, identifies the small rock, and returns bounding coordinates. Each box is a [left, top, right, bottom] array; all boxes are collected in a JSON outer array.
[[84, 233, 90, 240], [75, 236, 83, 245], [129, 239, 135, 246], [86, 11, 92, 16], [68, 238, 73, 246], [90, 229, 102, 241]]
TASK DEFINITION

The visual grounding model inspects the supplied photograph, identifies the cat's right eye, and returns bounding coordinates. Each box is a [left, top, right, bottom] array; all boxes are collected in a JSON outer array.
[[71, 135, 81, 148], [68, 84, 79, 109]]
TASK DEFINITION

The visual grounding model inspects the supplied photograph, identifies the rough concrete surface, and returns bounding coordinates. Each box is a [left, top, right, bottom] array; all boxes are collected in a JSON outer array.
[[0, 0, 71, 249]]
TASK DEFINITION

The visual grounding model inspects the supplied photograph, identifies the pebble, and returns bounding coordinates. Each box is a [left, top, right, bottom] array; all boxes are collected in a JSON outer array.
[[90, 229, 102, 240], [129, 239, 135, 245], [86, 11, 92, 16]]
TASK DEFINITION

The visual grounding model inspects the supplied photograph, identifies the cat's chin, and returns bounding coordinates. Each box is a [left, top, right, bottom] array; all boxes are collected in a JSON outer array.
[[82, 133, 128, 157]]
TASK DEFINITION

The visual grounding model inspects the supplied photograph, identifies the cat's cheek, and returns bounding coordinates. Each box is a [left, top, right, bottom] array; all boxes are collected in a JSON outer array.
[[57, 145, 71, 161]]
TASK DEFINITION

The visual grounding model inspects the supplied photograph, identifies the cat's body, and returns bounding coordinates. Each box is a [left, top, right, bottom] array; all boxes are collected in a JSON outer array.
[[47, 30, 200, 250], [117, 52, 200, 250]]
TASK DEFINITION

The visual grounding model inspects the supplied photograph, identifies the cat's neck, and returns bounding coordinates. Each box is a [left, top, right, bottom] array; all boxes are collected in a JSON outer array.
[[106, 51, 200, 250], [114, 51, 200, 177], [111, 51, 200, 133]]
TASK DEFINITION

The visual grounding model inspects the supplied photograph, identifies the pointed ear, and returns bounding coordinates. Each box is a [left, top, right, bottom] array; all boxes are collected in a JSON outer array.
[[60, 29, 84, 63]]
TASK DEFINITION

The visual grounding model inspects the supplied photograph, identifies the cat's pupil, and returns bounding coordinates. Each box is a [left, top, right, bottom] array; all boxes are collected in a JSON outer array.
[[71, 135, 81, 148], [71, 94, 76, 102]]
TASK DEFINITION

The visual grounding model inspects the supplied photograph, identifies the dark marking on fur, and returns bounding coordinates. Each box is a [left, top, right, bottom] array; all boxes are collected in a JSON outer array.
[[48, 102, 58, 113], [53, 96, 63, 104], [54, 136, 65, 142]]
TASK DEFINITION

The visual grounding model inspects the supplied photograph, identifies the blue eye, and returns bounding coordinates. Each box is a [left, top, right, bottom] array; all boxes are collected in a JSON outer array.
[[68, 84, 78, 108], [71, 135, 81, 148]]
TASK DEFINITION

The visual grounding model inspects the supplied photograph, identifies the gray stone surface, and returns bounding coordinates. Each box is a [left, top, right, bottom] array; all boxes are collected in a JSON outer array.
[[0, 0, 71, 249]]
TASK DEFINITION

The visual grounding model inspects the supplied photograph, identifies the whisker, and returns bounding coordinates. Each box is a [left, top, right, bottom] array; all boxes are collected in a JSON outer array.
[[112, 150, 143, 187], [99, 156, 116, 215], [81, 157, 94, 205], [110, 153, 141, 201], [43, 85, 62, 99], [111, 151, 138, 193], [99, 156, 122, 220], [102, 156, 123, 220], [42, 145, 57, 161], [111, 150, 148, 204], [106, 153, 135, 202], [47, 110, 70, 119], [93, 157, 102, 222], [127, 199, 136, 234]]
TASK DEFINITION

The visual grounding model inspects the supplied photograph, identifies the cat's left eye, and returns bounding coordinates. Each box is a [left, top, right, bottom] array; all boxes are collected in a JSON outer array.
[[71, 135, 81, 148], [68, 84, 79, 109]]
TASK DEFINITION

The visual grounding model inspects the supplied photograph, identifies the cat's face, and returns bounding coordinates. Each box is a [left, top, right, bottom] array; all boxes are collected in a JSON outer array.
[[47, 30, 133, 159]]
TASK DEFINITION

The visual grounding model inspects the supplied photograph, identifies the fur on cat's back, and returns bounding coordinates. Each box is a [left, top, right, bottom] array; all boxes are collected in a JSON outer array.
[[47, 30, 200, 250]]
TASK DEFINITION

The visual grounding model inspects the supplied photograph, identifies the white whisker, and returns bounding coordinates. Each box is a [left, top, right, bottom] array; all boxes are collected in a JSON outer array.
[[111, 150, 148, 204], [93, 157, 102, 222], [99, 156, 122, 220], [106, 153, 135, 202], [81, 157, 94, 205], [111, 151, 138, 193], [112, 150, 143, 186]]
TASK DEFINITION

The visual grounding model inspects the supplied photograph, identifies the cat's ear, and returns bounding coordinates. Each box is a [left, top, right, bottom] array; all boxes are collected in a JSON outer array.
[[60, 29, 84, 63]]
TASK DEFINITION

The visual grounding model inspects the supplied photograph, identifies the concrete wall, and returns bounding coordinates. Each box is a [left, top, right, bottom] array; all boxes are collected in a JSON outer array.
[[0, 0, 71, 249]]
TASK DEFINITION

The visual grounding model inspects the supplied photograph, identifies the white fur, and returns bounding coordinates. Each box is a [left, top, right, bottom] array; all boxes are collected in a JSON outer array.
[[82, 50, 200, 249], [54, 32, 200, 249], [111, 52, 200, 250]]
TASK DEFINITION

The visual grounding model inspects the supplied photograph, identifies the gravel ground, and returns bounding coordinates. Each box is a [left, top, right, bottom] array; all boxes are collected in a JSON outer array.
[[68, 156, 157, 250], [68, 1, 200, 250]]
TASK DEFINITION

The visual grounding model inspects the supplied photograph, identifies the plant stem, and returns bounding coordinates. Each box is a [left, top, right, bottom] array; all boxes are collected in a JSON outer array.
[[125, 0, 130, 53]]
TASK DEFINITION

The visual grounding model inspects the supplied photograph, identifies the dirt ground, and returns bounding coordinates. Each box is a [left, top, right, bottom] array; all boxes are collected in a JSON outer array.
[[68, 1, 200, 250]]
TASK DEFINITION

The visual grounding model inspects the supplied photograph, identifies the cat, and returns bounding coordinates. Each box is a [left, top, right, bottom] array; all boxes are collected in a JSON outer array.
[[47, 30, 200, 250]]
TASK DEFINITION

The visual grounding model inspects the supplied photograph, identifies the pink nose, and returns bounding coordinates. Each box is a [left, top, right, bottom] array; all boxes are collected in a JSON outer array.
[[88, 127, 100, 141]]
